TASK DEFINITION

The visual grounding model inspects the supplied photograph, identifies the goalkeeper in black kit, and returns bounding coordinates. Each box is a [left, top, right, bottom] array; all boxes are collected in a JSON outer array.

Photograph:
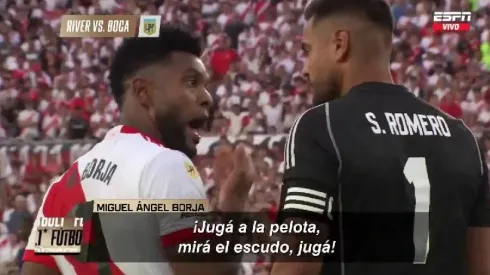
[[271, 1, 490, 275]]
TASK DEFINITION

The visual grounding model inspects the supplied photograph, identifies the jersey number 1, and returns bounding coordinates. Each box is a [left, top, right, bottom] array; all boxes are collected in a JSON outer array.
[[403, 157, 431, 264]]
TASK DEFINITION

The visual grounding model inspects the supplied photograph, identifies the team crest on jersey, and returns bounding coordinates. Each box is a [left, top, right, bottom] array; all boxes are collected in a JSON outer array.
[[184, 162, 199, 179]]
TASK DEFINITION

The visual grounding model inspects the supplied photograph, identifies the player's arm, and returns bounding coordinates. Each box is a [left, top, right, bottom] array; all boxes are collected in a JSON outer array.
[[141, 151, 244, 275], [467, 151, 490, 275], [21, 183, 61, 275], [271, 107, 339, 275]]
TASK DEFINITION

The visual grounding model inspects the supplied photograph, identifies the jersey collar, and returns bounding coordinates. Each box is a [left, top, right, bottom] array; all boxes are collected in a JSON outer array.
[[105, 125, 164, 147], [349, 82, 409, 94]]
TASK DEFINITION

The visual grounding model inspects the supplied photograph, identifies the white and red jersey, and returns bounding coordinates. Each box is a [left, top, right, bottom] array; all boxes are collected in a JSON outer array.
[[24, 125, 207, 275]]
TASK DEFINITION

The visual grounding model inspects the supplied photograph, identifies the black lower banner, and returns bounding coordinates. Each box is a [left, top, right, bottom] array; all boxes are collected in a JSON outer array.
[[57, 211, 456, 263]]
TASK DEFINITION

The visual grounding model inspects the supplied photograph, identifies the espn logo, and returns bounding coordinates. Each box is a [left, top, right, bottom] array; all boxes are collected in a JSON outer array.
[[432, 12, 471, 32]]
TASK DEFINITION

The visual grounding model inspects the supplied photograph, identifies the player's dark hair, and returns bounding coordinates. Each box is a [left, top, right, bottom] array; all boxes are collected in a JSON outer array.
[[109, 25, 202, 107], [304, 0, 394, 33]]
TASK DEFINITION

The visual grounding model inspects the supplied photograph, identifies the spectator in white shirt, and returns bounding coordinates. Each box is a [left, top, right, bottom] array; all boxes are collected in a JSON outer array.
[[461, 90, 485, 123], [17, 99, 40, 140], [243, 101, 265, 134], [90, 100, 113, 139], [41, 104, 61, 138], [282, 101, 299, 132], [222, 101, 247, 137], [217, 1, 234, 28], [477, 102, 490, 126], [262, 93, 283, 133], [0, 233, 18, 264]]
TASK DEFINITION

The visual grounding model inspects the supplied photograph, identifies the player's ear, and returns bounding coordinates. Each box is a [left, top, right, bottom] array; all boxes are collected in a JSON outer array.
[[132, 78, 155, 117], [333, 30, 349, 62]]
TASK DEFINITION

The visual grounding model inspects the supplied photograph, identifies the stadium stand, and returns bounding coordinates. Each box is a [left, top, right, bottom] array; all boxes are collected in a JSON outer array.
[[0, 0, 489, 274]]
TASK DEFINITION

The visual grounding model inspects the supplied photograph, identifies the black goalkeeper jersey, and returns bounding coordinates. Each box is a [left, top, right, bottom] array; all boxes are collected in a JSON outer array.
[[278, 82, 490, 275]]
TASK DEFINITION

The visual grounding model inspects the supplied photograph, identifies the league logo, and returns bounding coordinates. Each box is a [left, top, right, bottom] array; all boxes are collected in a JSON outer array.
[[143, 18, 156, 36], [137, 15, 161, 37]]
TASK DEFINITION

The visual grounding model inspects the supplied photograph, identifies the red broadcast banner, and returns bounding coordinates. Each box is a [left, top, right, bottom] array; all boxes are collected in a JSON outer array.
[[432, 22, 470, 32]]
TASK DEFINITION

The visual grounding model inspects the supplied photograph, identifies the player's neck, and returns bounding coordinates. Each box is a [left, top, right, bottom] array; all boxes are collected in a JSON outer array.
[[342, 63, 393, 96], [120, 118, 161, 141]]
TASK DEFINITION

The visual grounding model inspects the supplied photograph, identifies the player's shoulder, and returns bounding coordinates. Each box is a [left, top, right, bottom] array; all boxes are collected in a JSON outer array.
[[77, 125, 181, 186], [140, 149, 204, 199], [418, 97, 474, 138], [90, 126, 168, 161], [287, 104, 333, 151], [144, 147, 197, 176], [78, 125, 199, 179], [291, 104, 329, 134], [399, 95, 482, 167]]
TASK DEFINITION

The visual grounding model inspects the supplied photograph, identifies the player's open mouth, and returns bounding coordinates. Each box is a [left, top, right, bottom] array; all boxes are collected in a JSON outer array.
[[187, 117, 207, 144]]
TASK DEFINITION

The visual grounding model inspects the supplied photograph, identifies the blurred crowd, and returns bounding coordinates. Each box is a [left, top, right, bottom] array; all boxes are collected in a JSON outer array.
[[0, 0, 489, 274]]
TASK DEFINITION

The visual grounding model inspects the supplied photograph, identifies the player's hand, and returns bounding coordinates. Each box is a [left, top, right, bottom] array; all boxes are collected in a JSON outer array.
[[228, 144, 256, 190], [218, 144, 256, 212], [213, 144, 234, 187]]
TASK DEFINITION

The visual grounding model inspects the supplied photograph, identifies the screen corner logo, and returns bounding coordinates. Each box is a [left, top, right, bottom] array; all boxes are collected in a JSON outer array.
[[432, 11, 471, 32]]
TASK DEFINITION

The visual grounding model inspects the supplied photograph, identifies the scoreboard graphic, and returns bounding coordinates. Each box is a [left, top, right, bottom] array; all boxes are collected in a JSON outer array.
[[34, 217, 83, 254]]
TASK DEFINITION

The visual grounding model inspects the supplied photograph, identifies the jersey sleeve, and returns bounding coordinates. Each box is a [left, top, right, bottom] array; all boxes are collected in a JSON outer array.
[[278, 106, 340, 223], [469, 151, 490, 227], [139, 150, 211, 247], [23, 183, 59, 272]]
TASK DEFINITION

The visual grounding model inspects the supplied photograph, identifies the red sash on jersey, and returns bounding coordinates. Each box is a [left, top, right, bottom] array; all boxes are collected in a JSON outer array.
[[43, 116, 60, 136], [239, 1, 254, 20], [255, 0, 271, 22], [23, 163, 124, 274]]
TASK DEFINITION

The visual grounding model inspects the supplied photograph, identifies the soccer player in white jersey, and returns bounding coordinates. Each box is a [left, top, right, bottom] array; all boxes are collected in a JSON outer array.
[[21, 26, 255, 275]]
